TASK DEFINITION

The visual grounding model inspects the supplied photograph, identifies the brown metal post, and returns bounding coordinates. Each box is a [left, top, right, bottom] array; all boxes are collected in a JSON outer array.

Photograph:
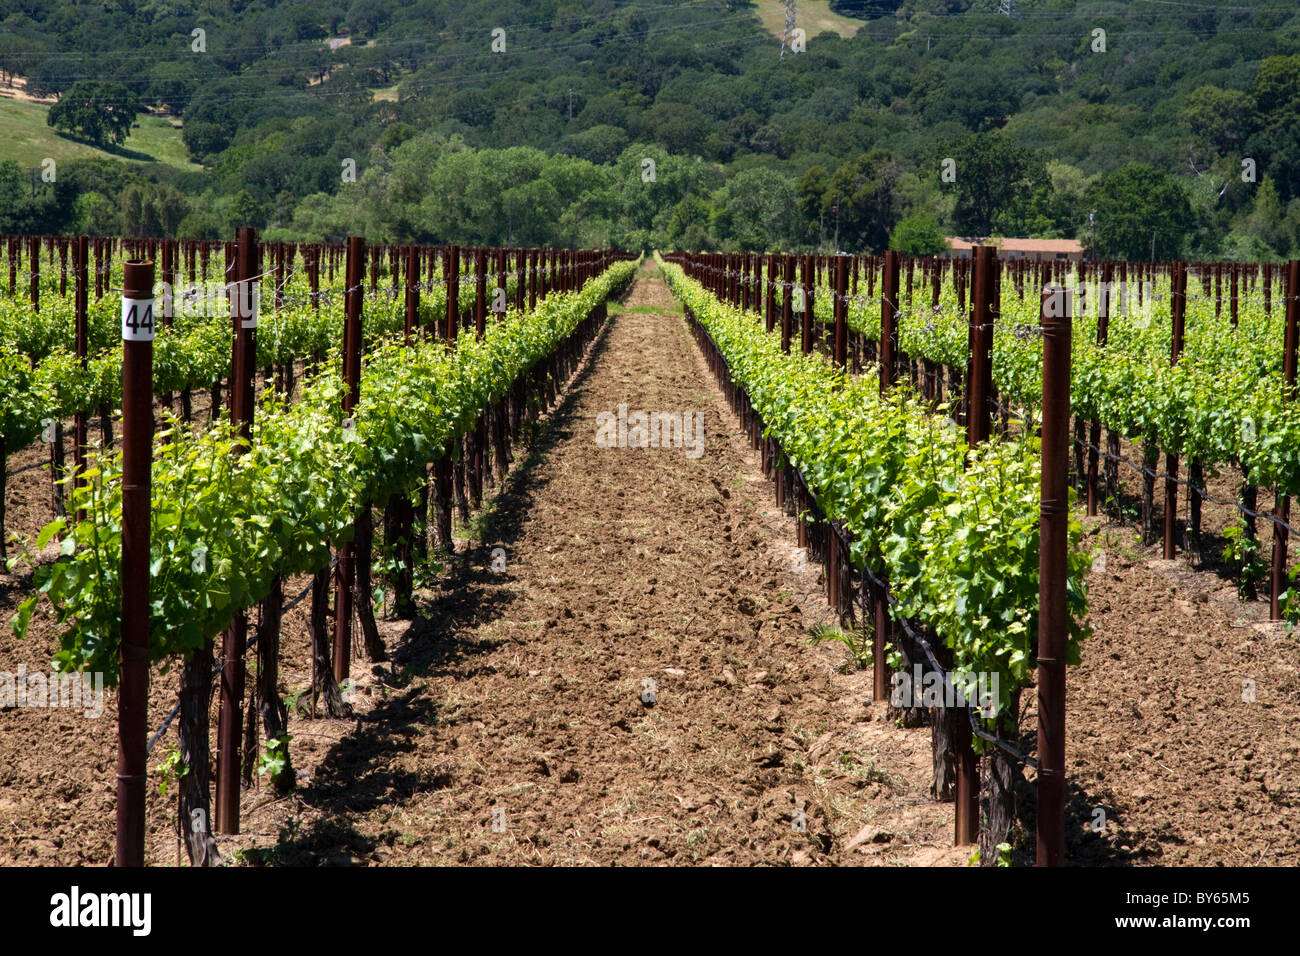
[[871, 250, 902, 706], [496, 247, 507, 317], [1165, 262, 1187, 560], [800, 255, 813, 354], [953, 245, 995, 847], [216, 228, 258, 835], [274, 242, 285, 312], [1215, 262, 1223, 320], [514, 249, 525, 313], [333, 237, 365, 681], [117, 258, 155, 867], [475, 247, 487, 338], [404, 245, 419, 347], [528, 249, 538, 311], [780, 254, 794, 353], [880, 251, 899, 393], [1230, 265, 1239, 327], [1037, 280, 1072, 867], [73, 237, 89, 524], [967, 246, 995, 448], [29, 236, 39, 313], [1087, 263, 1111, 516], [445, 246, 460, 343], [833, 255, 848, 367], [1271, 260, 1299, 619], [765, 254, 776, 333]]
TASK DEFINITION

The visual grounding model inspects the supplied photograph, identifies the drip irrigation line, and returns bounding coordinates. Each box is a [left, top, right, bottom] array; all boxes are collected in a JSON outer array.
[[1070, 435, 1300, 538], [858, 562, 1039, 770], [3, 460, 47, 479], [789, 454, 1038, 768]]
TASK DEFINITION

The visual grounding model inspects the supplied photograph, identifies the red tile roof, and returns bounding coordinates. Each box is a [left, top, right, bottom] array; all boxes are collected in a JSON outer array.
[[945, 237, 1083, 253]]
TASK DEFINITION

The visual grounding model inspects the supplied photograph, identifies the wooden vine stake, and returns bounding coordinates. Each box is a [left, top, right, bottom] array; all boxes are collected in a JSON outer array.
[[117, 257, 155, 866]]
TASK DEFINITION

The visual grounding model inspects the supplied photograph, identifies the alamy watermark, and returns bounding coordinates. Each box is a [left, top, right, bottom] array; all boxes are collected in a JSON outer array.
[[50, 886, 150, 936], [146, 280, 260, 321], [595, 404, 704, 459], [890, 664, 999, 718], [0, 665, 105, 718], [1043, 279, 1160, 328]]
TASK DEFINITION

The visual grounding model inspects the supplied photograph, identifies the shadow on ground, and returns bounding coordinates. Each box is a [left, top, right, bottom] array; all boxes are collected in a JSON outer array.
[[269, 311, 621, 864]]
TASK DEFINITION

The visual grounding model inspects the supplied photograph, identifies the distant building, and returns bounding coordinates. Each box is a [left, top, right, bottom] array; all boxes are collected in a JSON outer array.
[[943, 237, 1084, 262]]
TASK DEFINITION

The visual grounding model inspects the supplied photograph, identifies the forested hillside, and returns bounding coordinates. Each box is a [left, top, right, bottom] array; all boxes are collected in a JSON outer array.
[[2, 0, 1299, 258]]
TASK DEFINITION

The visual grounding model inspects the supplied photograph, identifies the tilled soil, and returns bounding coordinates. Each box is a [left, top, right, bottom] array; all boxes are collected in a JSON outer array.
[[1054, 523, 1300, 866]]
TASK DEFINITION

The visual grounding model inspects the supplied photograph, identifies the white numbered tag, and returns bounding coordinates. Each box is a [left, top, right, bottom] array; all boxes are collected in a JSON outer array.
[[241, 283, 259, 329], [121, 297, 156, 341], [227, 281, 258, 328]]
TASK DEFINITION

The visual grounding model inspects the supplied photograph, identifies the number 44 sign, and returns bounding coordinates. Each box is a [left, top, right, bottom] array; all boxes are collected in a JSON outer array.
[[122, 297, 156, 342]]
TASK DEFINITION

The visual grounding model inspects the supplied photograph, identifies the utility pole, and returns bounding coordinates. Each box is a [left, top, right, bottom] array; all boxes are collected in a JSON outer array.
[[780, 0, 796, 59], [833, 200, 840, 252], [568, 88, 574, 121]]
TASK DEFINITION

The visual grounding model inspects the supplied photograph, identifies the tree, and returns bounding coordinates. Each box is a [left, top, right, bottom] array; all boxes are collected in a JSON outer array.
[[824, 150, 903, 252], [889, 214, 946, 255], [1249, 56, 1300, 202], [795, 165, 829, 243], [1178, 85, 1255, 156], [0, 32, 45, 87], [47, 82, 141, 148], [120, 183, 190, 237], [645, 102, 711, 157], [711, 167, 796, 250], [945, 131, 1048, 238], [664, 194, 715, 252], [71, 191, 121, 236], [1243, 175, 1288, 257], [25, 55, 79, 99], [1086, 163, 1195, 260], [0, 160, 41, 233], [182, 121, 233, 162], [225, 189, 268, 232], [560, 124, 630, 165]]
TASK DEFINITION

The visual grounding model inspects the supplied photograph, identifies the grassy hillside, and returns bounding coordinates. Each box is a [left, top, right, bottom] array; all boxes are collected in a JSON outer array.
[[754, 0, 866, 40], [0, 98, 200, 172]]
